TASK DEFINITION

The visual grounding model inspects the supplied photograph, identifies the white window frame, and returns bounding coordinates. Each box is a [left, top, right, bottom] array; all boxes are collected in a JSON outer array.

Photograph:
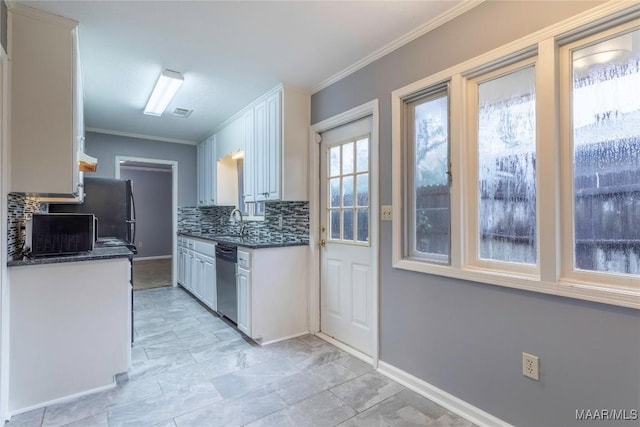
[[465, 57, 540, 278], [558, 20, 640, 293], [391, 2, 640, 309]]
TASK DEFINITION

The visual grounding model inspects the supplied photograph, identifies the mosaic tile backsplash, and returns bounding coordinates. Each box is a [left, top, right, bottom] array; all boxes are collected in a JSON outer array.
[[7, 193, 48, 259], [178, 201, 309, 242]]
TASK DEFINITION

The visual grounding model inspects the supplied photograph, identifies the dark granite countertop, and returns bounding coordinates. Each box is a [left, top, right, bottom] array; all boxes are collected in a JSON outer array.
[[178, 232, 309, 249], [8, 246, 133, 267]]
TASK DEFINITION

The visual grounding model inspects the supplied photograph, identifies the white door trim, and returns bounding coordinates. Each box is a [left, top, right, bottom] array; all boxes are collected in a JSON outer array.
[[0, 46, 10, 422], [308, 99, 380, 367], [115, 156, 179, 287]]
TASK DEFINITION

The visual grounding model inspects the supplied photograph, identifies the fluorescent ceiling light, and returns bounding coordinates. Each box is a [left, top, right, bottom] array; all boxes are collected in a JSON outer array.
[[144, 70, 184, 116]]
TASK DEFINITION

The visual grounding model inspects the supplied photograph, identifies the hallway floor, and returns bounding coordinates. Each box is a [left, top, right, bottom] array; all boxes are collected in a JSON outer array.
[[7, 286, 475, 427], [133, 259, 172, 290]]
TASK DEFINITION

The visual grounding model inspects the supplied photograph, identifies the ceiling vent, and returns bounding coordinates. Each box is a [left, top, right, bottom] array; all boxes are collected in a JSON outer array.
[[171, 107, 193, 118]]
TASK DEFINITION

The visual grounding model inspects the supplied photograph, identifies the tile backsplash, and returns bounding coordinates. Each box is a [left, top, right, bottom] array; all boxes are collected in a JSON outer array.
[[178, 201, 309, 242], [7, 193, 48, 259]]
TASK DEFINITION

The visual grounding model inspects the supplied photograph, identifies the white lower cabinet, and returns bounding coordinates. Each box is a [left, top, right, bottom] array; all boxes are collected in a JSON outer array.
[[236, 266, 251, 336], [199, 253, 217, 310], [236, 246, 307, 345], [177, 237, 216, 311]]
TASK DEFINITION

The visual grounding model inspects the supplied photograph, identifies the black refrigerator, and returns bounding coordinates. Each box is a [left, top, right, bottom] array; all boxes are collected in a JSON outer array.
[[50, 177, 137, 343], [50, 177, 137, 247]]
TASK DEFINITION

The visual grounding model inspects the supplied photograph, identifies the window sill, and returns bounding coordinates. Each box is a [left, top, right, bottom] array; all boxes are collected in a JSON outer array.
[[393, 258, 640, 309]]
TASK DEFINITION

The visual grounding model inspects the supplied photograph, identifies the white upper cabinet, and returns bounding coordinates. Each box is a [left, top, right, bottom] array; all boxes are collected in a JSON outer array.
[[215, 115, 244, 160], [197, 135, 216, 206], [243, 85, 309, 203], [9, 5, 85, 199]]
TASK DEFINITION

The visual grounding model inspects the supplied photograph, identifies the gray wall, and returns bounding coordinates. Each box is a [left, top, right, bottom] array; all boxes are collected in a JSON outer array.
[[312, 2, 640, 427], [85, 131, 197, 207], [120, 168, 172, 258]]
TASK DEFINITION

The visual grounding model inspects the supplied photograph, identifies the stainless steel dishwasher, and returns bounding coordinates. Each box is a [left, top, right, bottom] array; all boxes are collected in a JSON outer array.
[[216, 243, 238, 323]]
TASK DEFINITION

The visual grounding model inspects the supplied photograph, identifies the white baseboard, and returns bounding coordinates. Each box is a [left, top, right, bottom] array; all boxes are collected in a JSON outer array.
[[9, 382, 116, 418], [377, 361, 511, 427], [133, 255, 172, 262], [316, 332, 374, 366]]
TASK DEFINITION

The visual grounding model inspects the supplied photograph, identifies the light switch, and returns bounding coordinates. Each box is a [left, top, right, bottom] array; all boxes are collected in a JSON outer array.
[[381, 205, 392, 221]]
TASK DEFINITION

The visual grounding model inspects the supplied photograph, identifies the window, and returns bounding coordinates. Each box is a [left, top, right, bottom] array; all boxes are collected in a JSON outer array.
[[328, 136, 370, 244], [562, 24, 640, 278], [404, 85, 450, 263], [392, 5, 639, 308], [471, 62, 537, 268]]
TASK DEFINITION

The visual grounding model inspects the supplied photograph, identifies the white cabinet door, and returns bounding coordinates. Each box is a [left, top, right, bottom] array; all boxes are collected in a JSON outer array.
[[254, 99, 267, 201], [177, 247, 186, 285], [264, 91, 281, 200], [207, 137, 217, 205], [237, 267, 251, 336], [197, 143, 205, 206], [200, 254, 216, 311], [185, 249, 195, 292], [197, 138, 216, 206], [192, 254, 204, 298], [243, 109, 255, 203]]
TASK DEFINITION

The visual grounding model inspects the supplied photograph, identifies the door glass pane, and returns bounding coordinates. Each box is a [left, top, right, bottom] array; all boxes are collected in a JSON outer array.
[[413, 91, 450, 262], [357, 208, 369, 242], [478, 65, 536, 264], [356, 138, 369, 172], [342, 142, 354, 175], [343, 210, 354, 241], [356, 173, 369, 207], [342, 176, 354, 207], [330, 209, 340, 240], [330, 146, 341, 177], [571, 29, 640, 275], [330, 178, 340, 208]]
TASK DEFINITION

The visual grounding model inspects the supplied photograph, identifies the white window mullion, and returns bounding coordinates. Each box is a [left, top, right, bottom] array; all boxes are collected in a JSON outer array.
[[449, 74, 464, 270], [462, 74, 479, 271], [536, 37, 561, 284]]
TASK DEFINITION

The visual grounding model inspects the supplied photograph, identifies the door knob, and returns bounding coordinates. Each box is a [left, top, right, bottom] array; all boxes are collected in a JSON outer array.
[[318, 239, 326, 248]]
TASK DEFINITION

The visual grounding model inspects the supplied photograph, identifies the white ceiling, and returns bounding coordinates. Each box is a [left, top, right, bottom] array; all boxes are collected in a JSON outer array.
[[19, 1, 476, 144]]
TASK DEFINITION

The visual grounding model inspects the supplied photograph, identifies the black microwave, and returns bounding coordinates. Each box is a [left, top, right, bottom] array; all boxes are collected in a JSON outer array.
[[25, 213, 97, 256]]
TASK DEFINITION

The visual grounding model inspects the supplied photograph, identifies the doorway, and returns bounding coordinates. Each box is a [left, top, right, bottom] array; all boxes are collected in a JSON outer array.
[[309, 100, 380, 365], [115, 156, 178, 288]]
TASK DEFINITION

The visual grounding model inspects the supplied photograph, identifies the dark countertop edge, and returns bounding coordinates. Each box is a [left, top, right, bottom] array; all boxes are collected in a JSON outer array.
[[178, 232, 309, 249], [8, 248, 133, 267]]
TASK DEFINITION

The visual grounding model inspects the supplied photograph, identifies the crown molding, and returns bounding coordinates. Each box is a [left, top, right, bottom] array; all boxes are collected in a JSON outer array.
[[86, 128, 198, 146], [7, 1, 77, 28], [312, 0, 485, 94]]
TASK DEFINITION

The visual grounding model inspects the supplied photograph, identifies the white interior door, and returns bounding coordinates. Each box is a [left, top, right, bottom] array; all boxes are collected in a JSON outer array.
[[320, 116, 373, 356]]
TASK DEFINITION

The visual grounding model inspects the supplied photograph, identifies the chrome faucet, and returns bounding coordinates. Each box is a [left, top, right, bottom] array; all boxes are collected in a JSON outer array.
[[230, 208, 246, 236]]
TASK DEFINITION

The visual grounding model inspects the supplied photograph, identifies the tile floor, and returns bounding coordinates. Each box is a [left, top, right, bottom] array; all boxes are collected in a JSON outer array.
[[7, 286, 475, 427]]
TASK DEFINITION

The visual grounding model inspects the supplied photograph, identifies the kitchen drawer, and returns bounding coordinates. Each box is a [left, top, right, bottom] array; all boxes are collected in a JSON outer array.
[[238, 249, 251, 269], [194, 240, 216, 257]]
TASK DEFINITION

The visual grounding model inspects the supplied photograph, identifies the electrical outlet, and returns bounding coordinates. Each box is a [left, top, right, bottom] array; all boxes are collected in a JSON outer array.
[[381, 205, 393, 221], [522, 352, 539, 381]]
